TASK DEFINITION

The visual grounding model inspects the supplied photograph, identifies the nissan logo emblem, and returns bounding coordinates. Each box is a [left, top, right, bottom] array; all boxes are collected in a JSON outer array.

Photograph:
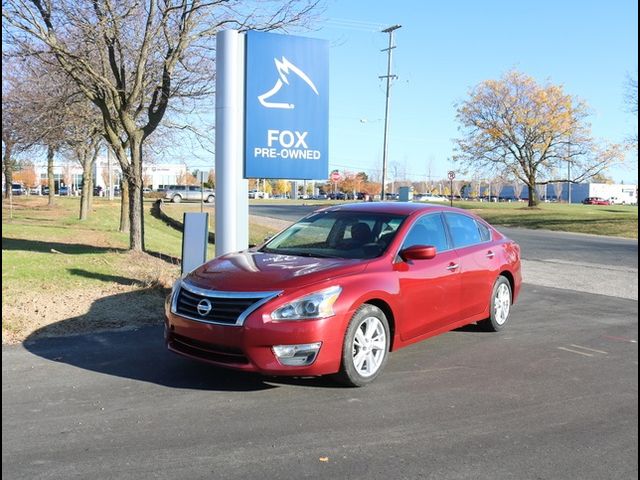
[[196, 299, 213, 316]]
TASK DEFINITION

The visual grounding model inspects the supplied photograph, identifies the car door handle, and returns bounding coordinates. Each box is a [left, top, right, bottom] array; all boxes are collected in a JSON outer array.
[[446, 263, 459, 271], [486, 251, 495, 259]]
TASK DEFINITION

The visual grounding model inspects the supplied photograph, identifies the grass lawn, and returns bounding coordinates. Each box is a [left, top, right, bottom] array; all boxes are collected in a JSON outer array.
[[454, 201, 638, 238], [0, 197, 284, 344]]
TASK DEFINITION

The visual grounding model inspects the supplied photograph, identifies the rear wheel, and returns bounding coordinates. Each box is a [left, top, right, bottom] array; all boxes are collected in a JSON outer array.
[[172, 195, 182, 203], [335, 304, 390, 387], [206, 195, 215, 203], [479, 276, 512, 332]]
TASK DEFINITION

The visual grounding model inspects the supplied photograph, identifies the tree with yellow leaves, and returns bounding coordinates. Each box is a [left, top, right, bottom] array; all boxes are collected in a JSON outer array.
[[455, 71, 625, 206]]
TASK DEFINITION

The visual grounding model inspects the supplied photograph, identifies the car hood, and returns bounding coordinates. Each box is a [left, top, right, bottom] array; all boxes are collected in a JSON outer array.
[[186, 250, 368, 292]]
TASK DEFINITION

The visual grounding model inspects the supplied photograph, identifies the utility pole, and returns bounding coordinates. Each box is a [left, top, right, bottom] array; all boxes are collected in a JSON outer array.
[[379, 24, 401, 201]]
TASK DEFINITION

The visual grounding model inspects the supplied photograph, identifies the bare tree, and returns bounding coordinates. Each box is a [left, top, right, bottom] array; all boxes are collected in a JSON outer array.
[[64, 100, 103, 220], [626, 74, 638, 152], [3, 0, 322, 251], [2, 65, 36, 200], [3, 56, 79, 206], [626, 74, 638, 115], [512, 181, 523, 200], [491, 176, 506, 199], [455, 70, 625, 207], [553, 182, 564, 201]]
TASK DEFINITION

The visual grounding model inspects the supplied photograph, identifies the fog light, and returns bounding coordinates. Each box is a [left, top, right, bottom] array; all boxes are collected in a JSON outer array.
[[272, 342, 322, 366]]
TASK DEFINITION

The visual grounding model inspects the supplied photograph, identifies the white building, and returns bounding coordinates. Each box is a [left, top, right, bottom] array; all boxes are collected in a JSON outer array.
[[93, 160, 190, 191], [25, 159, 193, 193]]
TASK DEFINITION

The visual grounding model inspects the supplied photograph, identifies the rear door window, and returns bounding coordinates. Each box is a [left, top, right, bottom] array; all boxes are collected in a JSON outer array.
[[444, 213, 482, 248]]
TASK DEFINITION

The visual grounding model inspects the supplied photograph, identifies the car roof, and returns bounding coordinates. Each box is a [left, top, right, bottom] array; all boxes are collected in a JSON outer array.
[[317, 201, 466, 216]]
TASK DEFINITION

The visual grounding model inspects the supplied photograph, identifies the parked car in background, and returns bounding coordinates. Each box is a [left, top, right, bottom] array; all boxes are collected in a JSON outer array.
[[416, 194, 447, 202], [59, 186, 70, 196], [11, 183, 26, 196], [164, 185, 215, 203], [165, 202, 522, 386], [248, 190, 266, 199], [582, 197, 610, 205]]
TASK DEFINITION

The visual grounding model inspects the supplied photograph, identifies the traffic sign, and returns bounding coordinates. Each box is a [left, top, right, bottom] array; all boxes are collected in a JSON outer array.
[[448, 171, 456, 180], [331, 171, 341, 182]]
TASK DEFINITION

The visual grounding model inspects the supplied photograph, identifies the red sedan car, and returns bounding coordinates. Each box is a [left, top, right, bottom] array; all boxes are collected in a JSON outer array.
[[165, 203, 522, 386]]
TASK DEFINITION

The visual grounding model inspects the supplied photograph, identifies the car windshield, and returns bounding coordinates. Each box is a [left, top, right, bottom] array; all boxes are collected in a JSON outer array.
[[261, 211, 407, 259]]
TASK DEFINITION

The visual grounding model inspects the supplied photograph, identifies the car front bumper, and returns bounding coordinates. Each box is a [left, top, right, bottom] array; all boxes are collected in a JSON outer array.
[[164, 297, 346, 376]]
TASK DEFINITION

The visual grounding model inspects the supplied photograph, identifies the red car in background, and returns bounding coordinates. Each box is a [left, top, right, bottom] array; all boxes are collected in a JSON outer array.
[[165, 203, 522, 386], [582, 197, 611, 205]]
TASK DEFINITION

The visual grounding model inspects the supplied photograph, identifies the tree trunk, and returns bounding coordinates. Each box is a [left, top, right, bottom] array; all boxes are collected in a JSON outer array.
[[527, 174, 538, 207], [3, 142, 13, 200], [120, 181, 130, 233], [47, 146, 56, 206], [79, 167, 92, 220], [127, 138, 144, 252]]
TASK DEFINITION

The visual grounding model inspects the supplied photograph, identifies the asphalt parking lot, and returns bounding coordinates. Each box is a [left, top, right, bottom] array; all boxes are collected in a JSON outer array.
[[2, 222, 638, 479]]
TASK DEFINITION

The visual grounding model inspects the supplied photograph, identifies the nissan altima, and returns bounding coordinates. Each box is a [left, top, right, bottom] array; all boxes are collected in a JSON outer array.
[[165, 202, 522, 386]]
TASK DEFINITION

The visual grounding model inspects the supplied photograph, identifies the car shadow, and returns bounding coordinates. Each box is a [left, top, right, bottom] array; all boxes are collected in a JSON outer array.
[[452, 323, 493, 333], [22, 288, 346, 392]]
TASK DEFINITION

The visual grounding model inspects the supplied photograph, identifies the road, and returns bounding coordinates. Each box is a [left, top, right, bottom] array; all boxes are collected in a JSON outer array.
[[248, 204, 638, 268], [2, 205, 638, 479], [249, 204, 639, 300]]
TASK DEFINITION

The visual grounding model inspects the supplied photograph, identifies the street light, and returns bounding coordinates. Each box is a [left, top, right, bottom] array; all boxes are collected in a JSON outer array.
[[379, 24, 401, 201]]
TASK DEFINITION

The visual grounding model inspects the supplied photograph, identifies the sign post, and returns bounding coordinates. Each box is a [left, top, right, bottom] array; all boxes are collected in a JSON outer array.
[[330, 171, 341, 197], [215, 30, 248, 257], [448, 170, 455, 207]]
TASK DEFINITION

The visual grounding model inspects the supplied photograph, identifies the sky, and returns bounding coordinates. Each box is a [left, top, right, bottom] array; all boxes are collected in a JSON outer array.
[[306, 0, 638, 184]]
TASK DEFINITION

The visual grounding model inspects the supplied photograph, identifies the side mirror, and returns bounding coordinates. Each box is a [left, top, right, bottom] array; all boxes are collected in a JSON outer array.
[[400, 245, 437, 261]]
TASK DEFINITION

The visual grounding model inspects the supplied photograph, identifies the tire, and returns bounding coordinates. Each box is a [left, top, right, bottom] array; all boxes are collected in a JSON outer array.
[[206, 195, 215, 203], [172, 195, 182, 203], [478, 276, 512, 332], [334, 304, 390, 387]]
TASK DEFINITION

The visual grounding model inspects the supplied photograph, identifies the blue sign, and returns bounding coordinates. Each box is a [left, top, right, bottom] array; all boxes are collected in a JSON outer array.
[[245, 31, 329, 179]]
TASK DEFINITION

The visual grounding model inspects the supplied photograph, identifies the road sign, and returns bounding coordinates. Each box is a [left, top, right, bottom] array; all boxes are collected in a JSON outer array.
[[331, 171, 341, 182], [448, 171, 456, 180], [244, 31, 329, 180]]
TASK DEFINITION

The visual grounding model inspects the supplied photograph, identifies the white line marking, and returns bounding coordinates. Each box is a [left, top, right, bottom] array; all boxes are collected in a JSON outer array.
[[557, 347, 594, 357], [569, 344, 608, 354]]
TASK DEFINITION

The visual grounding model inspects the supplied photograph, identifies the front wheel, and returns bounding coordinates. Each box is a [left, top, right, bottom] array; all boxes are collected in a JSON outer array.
[[335, 304, 390, 387], [478, 276, 512, 332], [172, 195, 182, 203], [206, 195, 215, 203]]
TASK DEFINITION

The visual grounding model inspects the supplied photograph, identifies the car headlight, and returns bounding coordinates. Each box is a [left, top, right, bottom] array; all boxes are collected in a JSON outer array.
[[271, 286, 342, 321]]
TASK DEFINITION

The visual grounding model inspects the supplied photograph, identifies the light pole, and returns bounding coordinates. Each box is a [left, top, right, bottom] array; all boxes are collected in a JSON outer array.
[[379, 24, 401, 201]]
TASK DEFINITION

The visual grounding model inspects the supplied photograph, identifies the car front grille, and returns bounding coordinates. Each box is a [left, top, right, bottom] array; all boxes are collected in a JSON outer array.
[[172, 282, 281, 326]]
